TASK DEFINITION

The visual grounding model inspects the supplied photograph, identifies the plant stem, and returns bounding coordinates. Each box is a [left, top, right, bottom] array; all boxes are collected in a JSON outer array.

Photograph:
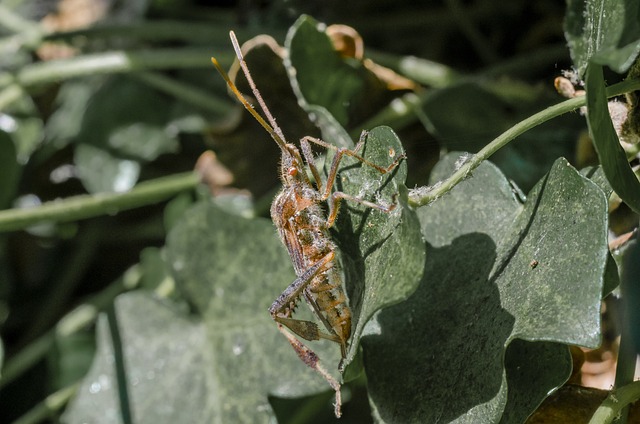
[[588, 381, 640, 424], [0, 172, 199, 232], [0, 265, 141, 389], [12, 382, 80, 424], [408, 77, 640, 207], [612, 231, 640, 424], [445, 0, 499, 64], [367, 50, 462, 88], [0, 4, 41, 35], [0, 48, 234, 110], [44, 20, 283, 46], [132, 72, 231, 115]]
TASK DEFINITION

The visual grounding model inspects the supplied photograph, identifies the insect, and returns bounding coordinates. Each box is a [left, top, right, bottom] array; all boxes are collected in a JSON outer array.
[[212, 31, 405, 418]]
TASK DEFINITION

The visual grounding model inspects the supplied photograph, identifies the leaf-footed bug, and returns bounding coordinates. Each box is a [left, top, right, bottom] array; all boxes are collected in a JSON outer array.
[[211, 31, 405, 418]]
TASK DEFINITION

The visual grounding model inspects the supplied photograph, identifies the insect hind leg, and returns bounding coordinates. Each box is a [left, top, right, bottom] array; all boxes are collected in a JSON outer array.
[[275, 323, 343, 418]]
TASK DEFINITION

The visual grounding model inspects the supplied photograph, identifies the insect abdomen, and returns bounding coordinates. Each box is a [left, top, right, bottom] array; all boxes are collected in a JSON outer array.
[[309, 270, 352, 349]]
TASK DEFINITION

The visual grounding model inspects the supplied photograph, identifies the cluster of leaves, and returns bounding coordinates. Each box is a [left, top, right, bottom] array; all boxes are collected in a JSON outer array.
[[0, 0, 639, 423]]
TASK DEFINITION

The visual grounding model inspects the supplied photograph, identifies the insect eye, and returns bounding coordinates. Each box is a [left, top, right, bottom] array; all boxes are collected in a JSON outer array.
[[288, 167, 298, 176]]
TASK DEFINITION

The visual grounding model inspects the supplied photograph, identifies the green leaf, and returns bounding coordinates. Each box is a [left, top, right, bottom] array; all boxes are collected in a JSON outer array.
[[1, 95, 44, 162], [581, 165, 614, 198], [286, 15, 362, 127], [73, 76, 179, 193], [585, 63, 640, 214], [363, 154, 608, 422], [138, 247, 172, 292], [48, 327, 95, 390], [285, 15, 400, 130], [45, 79, 98, 148], [74, 143, 141, 194], [62, 293, 211, 423], [331, 126, 425, 368], [168, 203, 346, 419], [77, 77, 178, 161], [602, 251, 620, 296], [565, 0, 640, 76]]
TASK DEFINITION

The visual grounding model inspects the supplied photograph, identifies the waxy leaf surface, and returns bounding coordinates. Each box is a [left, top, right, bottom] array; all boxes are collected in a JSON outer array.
[[364, 154, 608, 423]]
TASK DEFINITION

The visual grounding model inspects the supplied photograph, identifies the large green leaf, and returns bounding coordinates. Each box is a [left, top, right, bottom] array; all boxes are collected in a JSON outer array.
[[330, 126, 425, 368], [62, 293, 211, 423], [363, 154, 607, 423], [585, 63, 640, 214], [565, 0, 640, 76], [168, 203, 341, 419]]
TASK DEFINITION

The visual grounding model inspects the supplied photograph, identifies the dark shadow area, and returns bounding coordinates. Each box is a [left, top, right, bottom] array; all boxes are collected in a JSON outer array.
[[362, 233, 515, 423], [500, 338, 571, 423]]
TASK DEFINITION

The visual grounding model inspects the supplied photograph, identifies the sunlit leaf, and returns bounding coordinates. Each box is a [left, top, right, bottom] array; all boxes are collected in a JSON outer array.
[[585, 63, 640, 215], [364, 154, 607, 422], [62, 293, 211, 423], [74, 144, 140, 194], [565, 0, 640, 76]]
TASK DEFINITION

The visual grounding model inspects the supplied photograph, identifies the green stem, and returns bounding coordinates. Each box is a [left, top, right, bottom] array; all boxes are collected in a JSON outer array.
[[0, 4, 42, 36], [367, 50, 462, 88], [0, 265, 141, 390], [0, 48, 234, 110], [43, 20, 282, 46], [0, 172, 199, 232], [588, 381, 640, 424], [408, 78, 640, 207], [445, 0, 499, 64], [12, 383, 80, 424], [612, 230, 640, 424], [132, 72, 231, 115], [0, 332, 54, 390]]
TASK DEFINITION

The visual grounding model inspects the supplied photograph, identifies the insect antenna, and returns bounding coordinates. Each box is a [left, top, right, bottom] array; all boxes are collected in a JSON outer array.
[[210, 32, 289, 152], [229, 31, 288, 145]]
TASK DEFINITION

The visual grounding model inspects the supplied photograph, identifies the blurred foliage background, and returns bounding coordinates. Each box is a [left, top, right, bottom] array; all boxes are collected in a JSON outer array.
[[0, 0, 624, 422]]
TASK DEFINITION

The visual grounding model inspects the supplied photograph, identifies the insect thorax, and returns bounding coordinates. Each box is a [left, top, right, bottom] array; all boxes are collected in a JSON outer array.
[[271, 184, 336, 271]]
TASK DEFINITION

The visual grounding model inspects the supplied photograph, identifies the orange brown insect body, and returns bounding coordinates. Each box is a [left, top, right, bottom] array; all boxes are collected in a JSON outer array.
[[212, 31, 404, 418]]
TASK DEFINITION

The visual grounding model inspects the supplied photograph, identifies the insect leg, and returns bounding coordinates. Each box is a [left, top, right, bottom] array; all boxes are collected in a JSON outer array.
[[269, 251, 341, 344], [300, 131, 406, 199], [326, 190, 399, 228], [275, 323, 343, 417]]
